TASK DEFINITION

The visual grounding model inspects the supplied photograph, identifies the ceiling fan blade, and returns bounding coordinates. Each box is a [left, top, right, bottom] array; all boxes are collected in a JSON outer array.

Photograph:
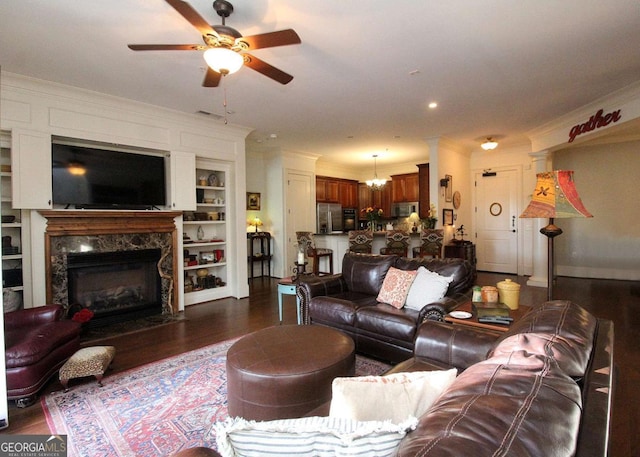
[[202, 68, 222, 87], [243, 54, 294, 85], [238, 29, 301, 50], [128, 44, 204, 51], [165, 0, 218, 38]]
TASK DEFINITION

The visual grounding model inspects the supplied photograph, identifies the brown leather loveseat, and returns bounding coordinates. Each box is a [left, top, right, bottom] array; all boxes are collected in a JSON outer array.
[[297, 252, 475, 363]]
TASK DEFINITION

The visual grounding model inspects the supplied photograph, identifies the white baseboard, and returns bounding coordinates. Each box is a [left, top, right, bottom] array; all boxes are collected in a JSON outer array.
[[557, 265, 640, 281]]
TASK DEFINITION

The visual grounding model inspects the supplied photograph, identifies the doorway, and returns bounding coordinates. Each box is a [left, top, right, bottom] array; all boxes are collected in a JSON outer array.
[[473, 168, 520, 274]]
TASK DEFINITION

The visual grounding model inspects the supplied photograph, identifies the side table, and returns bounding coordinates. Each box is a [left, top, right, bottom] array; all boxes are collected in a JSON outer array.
[[445, 300, 531, 333], [277, 277, 301, 324], [444, 241, 476, 266], [247, 232, 272, 279]]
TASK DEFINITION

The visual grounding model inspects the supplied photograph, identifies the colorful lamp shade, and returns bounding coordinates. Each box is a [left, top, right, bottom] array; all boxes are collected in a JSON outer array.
[[520, 170, 592, 301], [520, 171, 592, 219]]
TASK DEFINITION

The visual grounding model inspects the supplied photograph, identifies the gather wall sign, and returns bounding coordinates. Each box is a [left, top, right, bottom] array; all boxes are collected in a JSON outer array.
[[568, 108, 622, 143]]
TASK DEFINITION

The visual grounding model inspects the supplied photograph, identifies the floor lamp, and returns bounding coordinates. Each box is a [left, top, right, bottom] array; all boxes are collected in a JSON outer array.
[[520, 170, 592, 301]]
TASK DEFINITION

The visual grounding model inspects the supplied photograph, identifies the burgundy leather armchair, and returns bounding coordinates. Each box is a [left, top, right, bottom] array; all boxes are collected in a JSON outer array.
[[4, 304, 82, 407]]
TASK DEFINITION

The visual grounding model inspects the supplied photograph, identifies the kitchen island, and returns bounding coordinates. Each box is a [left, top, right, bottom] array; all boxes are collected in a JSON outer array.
[[313, 231, 424, 274]]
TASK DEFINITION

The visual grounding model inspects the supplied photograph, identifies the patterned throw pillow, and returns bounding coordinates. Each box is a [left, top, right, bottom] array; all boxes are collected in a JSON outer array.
[[376, 267, 418, 309], [213, 415, 418, 457], [329, 370, 458, 423]]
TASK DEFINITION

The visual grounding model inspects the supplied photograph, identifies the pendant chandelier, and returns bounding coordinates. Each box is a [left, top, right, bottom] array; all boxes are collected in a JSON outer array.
[[366, 154, 387, 190]]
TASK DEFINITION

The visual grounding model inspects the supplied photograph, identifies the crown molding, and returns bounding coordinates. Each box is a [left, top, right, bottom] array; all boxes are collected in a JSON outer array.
[[528, 80, 640, 151]]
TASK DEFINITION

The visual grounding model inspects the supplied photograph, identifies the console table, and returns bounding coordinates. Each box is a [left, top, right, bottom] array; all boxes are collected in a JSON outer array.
[[247, 232, 272, 279], [444, 240, 476, 266]]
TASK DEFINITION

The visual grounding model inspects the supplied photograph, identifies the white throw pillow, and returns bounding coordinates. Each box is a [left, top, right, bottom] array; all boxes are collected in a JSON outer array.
[[329, 369, 457, 423], [405, 267, 454, 310], [213, 415, 418, 457]]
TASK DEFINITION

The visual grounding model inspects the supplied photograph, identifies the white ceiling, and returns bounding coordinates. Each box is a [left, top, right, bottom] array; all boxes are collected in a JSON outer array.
[[1, 0, 639, 168]]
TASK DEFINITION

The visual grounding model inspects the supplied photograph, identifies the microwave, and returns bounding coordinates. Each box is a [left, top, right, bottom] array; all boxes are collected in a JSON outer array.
[[392, 202, 419, 218]]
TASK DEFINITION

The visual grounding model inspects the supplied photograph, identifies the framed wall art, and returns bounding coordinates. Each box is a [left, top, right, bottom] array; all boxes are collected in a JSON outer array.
[[246, 192, 261, 210], [443, 208, 454, 226], [445, 174, 453, 202]]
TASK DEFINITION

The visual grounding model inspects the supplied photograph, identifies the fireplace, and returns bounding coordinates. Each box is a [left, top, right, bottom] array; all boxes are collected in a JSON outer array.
[[40, 211, 181, 322], [67, 249, 162, 327]]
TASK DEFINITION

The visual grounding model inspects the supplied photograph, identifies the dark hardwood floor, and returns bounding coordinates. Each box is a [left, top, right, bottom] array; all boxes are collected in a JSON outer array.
[[4, 273, 639, 457]]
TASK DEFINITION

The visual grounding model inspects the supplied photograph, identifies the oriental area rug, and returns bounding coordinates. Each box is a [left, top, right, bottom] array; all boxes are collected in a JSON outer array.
[[42, 338, 391, 457]]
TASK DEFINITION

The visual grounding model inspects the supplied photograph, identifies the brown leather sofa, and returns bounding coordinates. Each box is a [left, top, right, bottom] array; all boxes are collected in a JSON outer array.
[[385, 299, 614, 457], [4, 304, 82, 406], [173, 300, 613, 457], [297, 252, 475, 363]]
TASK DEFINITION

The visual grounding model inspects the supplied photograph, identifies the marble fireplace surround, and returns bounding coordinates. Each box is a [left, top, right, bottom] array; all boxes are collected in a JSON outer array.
[[40, 211, 181, 316]]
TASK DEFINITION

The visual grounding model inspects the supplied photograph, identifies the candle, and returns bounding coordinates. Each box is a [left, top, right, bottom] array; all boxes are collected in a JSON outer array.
[[297, 251, 305, 264]]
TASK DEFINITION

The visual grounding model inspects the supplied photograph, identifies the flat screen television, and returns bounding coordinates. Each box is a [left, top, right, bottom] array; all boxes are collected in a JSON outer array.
[[52, 143, 166, 209]]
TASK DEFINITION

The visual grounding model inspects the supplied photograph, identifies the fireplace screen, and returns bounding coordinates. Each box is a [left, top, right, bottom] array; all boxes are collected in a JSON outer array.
[[67, 248, 162, 326]]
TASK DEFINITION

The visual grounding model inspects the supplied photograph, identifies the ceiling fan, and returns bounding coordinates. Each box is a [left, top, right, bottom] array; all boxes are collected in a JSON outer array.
[[128, 0, 301, 87]]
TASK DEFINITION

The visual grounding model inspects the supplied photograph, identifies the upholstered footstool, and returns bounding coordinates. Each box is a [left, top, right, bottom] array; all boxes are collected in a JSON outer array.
[[59, 346, 116, 391], [226, 325, 355, 421]]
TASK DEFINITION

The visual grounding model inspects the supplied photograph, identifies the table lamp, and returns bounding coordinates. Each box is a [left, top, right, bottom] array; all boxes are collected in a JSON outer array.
[[520, 170, 592, 300], [248, 217, 263, 232]]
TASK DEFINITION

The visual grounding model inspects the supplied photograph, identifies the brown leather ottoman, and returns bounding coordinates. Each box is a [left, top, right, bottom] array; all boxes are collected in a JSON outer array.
[[226, 325, 355, 421]]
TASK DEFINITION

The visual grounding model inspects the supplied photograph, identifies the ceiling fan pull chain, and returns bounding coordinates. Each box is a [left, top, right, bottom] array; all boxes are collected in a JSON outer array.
[[223, 87, 229, 125]]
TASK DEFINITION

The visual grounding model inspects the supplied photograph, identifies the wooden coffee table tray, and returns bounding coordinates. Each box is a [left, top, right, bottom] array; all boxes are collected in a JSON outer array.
[[445, 300, 531, 332]]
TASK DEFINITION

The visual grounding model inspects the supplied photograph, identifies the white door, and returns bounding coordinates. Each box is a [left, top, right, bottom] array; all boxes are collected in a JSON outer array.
[[285, 171, 314, 276], [474, 169, 519, 273]]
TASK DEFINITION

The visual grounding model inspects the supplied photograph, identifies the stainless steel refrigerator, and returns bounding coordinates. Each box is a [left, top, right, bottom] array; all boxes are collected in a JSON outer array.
[[317, 203, 343, 233]]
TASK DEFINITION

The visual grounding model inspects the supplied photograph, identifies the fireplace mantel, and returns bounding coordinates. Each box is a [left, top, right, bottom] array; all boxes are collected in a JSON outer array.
[[39, 210, 182, 235], [40, 210, 181, 314]]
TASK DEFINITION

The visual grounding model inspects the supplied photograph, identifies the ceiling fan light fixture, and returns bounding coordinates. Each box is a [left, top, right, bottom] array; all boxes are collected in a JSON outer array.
[[203, 47, 244, 75], [481, 137, 498, 150]]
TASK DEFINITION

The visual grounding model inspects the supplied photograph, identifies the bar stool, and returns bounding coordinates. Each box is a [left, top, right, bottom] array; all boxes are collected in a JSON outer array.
[[295, 231, 333, 275], [347, 230, 374, 253], [380, 230, 410, 257], [412, 228, 444, 258], [277, 277, 301, 324]]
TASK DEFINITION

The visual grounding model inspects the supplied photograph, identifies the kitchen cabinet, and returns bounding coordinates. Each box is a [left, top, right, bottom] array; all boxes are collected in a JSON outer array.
[[339, 180, 358, 208], [317, 176, 358, 208], [417, 163, 431, 219], [316, 176, 339, 203], [358, 182, 392, 220], [391, 172, 419, 203]]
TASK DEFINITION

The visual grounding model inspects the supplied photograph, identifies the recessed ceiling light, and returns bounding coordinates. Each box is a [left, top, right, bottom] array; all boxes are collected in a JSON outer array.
[[428, 102, 438, 109]]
